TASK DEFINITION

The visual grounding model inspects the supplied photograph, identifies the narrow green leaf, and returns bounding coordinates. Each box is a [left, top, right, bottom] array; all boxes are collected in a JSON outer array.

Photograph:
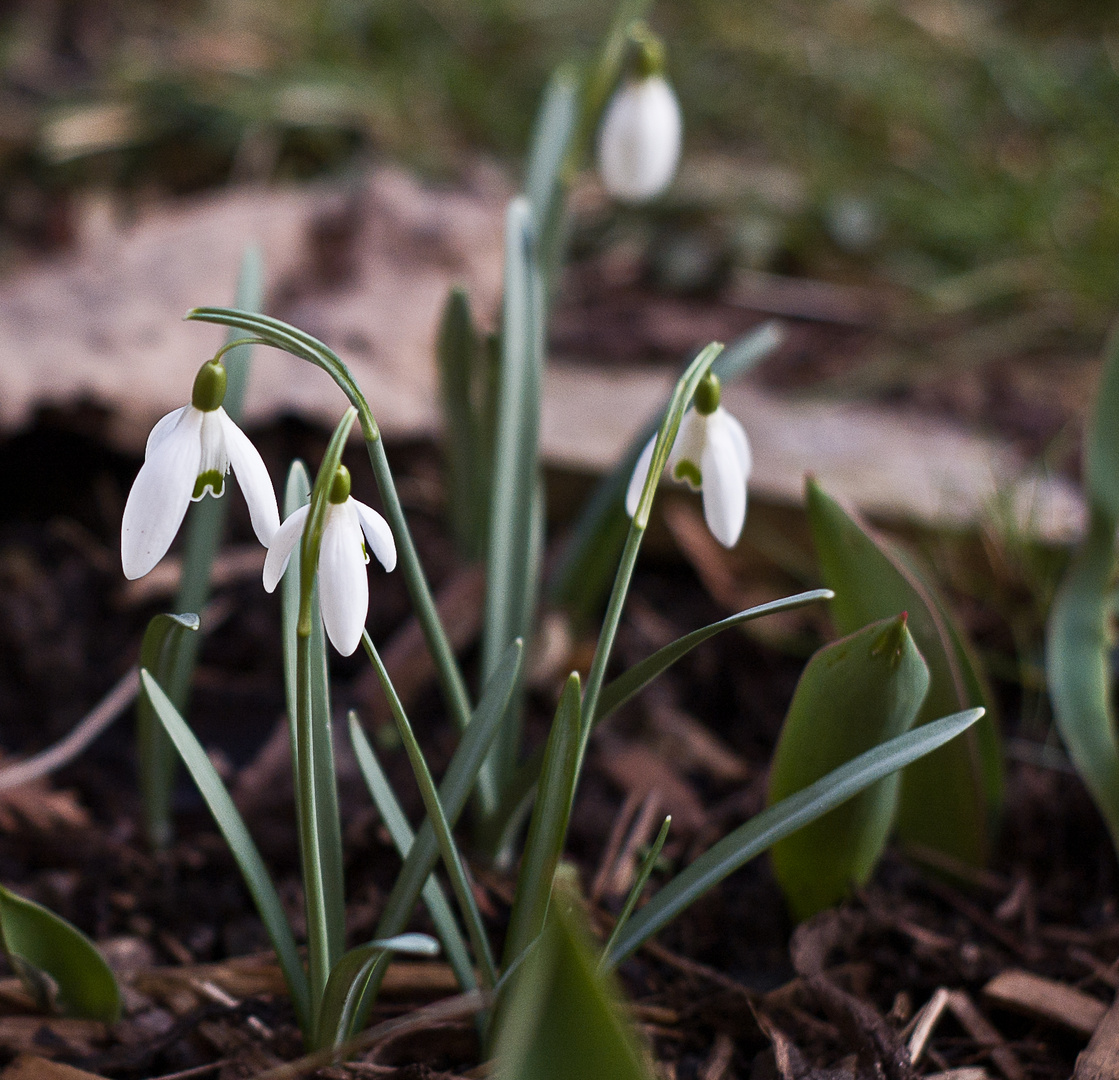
[[806, 478, 1000, 866], [142, 248, 263, 848], [1086, 324, 1119, 518], [317, 933, 439, 1049], [0, 886, 120, 1023], [480, 196, 546, 808], [137, 612, 199, 848], [768, 615, 930, 919], [595, 590, 833, 725], [1047, 506, 1119, 853], [549, 324, 782, 624], [503, 674, 582, 969], [605, 708, 984, 967], [362, 635, 498, 990], [139, 669, 311, 1036], [348, 712, 476, 993], [600, 815, 671, 967], [494, 869, 654, 1080], [438, 288, 487, 558]]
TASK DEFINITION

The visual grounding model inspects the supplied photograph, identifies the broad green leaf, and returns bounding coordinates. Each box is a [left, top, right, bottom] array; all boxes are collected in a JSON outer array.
[[139, 669, 311, 1036], [806, 478, 1000, 865], [144, 248, 263, 848], [316, 933, 439, 1048], [480, 196, 546, 808], [594, 590, 833, 725], [136, 612, 199, 848], [280, 461, 345, 973], [1047, 506, 1119, 854], [437, 287, 488, 558], [1086, 325, 1119, 518], [347, 712, 476, 994], [768, 615, 929, 919], [494, 870, 654, 1080], [548, 324, 782, 625], [0, 886, 120, 1022], [605, 708, 984, 967], [503, 674, 582, 969]]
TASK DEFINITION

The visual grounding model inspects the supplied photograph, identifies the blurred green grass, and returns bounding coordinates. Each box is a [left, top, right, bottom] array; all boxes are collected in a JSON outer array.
[[2, 0, 1118, 323]]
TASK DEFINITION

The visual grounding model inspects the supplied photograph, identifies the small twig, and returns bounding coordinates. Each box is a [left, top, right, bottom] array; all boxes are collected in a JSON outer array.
[[908, 987, 951, 1065], [0, 666, 139, 791], [149, 1061, 230, 1080], [247, 990, 491, 1080]]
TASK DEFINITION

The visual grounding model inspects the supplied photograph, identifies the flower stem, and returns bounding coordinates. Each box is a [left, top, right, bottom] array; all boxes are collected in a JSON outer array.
[[295, 630, 330, 1036]]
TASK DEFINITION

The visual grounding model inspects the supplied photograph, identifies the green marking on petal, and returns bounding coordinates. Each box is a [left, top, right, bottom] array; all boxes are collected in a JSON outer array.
[[192, 470, 226, 500], [191, 361, 227, 412], [673, 459, 702, 489]]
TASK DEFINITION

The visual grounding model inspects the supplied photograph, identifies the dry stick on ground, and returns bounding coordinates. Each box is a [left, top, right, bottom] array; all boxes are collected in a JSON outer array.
[[1074, 993, 1119, 1080], [946, 990, 1024, 1080], [982, 970, 1108, 1038]]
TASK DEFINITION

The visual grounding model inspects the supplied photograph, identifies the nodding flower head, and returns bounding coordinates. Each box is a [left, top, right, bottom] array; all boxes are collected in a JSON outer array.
[[625, 374, 752, 548], [596, 32, 682, 204], [263, 466, 398, 656], [121, 358, 279, 580]]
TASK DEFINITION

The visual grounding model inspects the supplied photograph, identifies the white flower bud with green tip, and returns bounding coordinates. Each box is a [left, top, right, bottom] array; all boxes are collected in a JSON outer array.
[[262, 465, 397, 656], [121, 358, 280, 580], [596, 33, 682, 204], [625, 373, 751, 548]]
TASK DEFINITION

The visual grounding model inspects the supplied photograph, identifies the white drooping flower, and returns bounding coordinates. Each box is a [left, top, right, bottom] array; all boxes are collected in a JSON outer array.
[[625, 374, 751, 548], [596, 35, 682, 205], [263, 466, 397, 656], [121, 359, 280, 580]]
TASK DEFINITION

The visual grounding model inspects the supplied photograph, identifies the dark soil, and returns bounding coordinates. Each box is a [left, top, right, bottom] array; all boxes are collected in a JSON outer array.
[[0, 384, 1114, 1079]]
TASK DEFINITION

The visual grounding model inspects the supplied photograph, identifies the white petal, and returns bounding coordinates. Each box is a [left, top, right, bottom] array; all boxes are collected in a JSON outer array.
[[145, 405, 191, 457], [218, 409, 280, 545], [353, 499, 397, 572], [625, 435, 659, 518], [263, 504, 309, 593], [714, 407, 751, 478], [318, 503, 369, 656], [668, 409, 706, 488], [121, 408, 203, 579], [596, 76, 682, 204], [700, 419, 747, 548]]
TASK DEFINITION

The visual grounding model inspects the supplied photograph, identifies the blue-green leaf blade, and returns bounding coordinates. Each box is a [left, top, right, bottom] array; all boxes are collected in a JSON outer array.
[[606, 708, 984, 967], [139, 669, 311, 1035], [594, 590, 833, 725]]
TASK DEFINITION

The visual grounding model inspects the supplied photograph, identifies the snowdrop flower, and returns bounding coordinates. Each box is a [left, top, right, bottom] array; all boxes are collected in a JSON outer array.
[[121, 358, 280, 580], [625, 374, 751, 548], [263, 465, 397, 656], [596, 34, 682, 204]]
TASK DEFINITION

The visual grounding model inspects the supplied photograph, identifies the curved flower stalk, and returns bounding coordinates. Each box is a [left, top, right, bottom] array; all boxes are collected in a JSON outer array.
[[264, 465, 397, 656], [625, 373, 751, 548], [121, 356, 279, 579], [596, 31, 682, 204]]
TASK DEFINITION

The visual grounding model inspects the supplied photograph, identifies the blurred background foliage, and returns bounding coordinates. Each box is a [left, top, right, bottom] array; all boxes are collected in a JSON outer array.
[[0, 0, 1117, 327]]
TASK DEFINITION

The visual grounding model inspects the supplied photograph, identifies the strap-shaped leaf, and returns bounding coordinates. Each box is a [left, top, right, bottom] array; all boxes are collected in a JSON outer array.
[[605, 708, 984, 967], [0, 886, 120, 1022], [806, 478, 1000, 866], [494, 870, 654, 1080], [139, 670, 311, 1035], [768, 615, 929, 919], [317, 933, 439, 1049], [348, 713, 475, 993], [594, 590, 833, 725], [503, 674, 582, 969], [137, 612, 199, 847]]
